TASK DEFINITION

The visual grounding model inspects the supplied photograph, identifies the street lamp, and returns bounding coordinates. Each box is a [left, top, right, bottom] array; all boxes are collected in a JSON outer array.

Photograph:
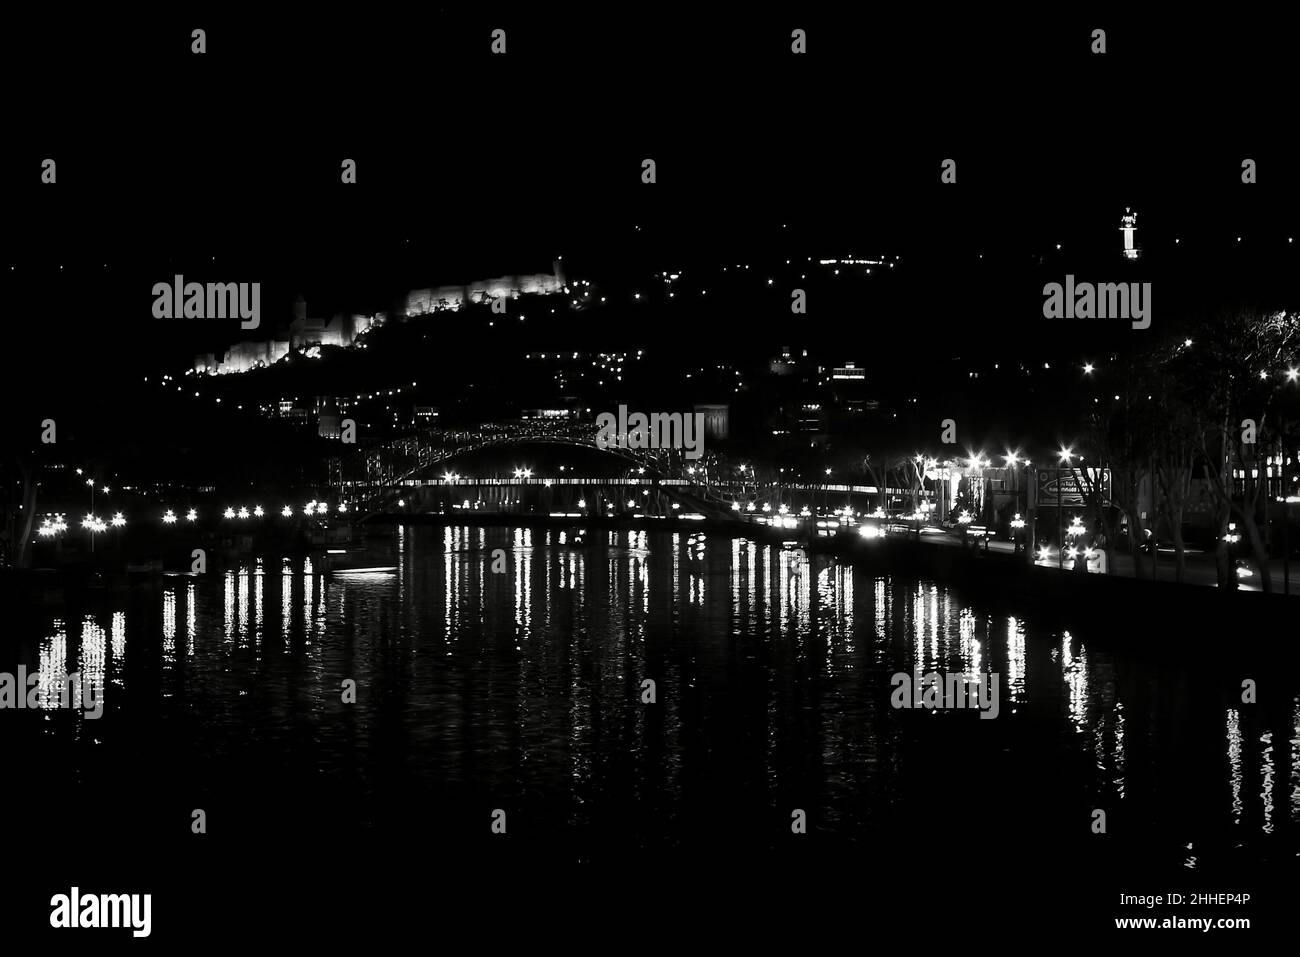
[[1066, 515, 1088, 572], [1010, 513, 1026, 554], [83, 513, 106, 552], [1225, 522, 1241, 577], [1056, 446, 1075, 569]]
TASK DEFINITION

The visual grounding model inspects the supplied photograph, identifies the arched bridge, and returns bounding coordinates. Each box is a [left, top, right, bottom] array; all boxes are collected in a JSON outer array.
[[326, 419, 913, 522], [327, 419, 722, 519]]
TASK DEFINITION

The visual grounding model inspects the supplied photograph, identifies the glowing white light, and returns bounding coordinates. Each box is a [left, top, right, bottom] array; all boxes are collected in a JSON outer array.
[[316, 503, 328, 515], [253, 505, 264, 517], [163, 509, 178, 524], [281, 505, 293, 518], [186, 508, 197, 522], [223, 507, 235, 519], [111, 512, 126, 527], [338, 503, 348, 513]]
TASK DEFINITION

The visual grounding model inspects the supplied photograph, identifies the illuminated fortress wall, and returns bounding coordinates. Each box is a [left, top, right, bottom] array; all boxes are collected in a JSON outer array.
[[405, 260, 566, 316]]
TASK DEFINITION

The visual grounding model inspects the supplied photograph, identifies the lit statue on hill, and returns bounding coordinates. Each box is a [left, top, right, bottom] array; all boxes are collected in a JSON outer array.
[[1120, 208, 1140, 260]]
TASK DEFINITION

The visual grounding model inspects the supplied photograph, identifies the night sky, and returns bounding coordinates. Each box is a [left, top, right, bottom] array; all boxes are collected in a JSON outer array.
[[5, 11, 1299, 442]]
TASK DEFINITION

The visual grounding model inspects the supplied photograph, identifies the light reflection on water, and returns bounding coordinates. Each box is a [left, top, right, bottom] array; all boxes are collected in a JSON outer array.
[[8, 525, 1299, 867]]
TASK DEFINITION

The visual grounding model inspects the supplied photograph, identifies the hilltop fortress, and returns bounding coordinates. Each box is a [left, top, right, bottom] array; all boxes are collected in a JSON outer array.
[[193, 260, 566, 376], [404, 258, 565, 316]]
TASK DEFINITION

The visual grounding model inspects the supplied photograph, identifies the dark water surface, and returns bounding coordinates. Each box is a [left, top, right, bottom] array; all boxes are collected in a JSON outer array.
[[6, 525, 1296, 931]]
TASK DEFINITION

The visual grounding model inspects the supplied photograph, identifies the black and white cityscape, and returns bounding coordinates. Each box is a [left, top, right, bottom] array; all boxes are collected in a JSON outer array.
[[3, 11, 1298, 943]]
